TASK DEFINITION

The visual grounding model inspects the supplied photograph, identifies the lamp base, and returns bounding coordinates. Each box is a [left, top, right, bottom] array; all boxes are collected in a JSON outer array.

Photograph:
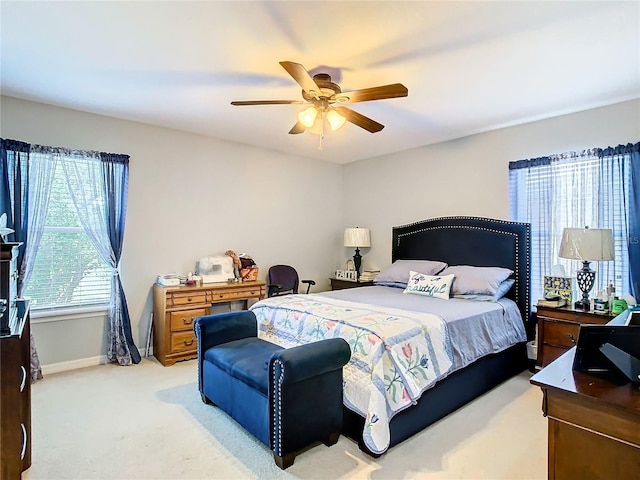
[[575, 261, 596, 312], [574, 299, 590, 311], [352, 247, 362, 280]]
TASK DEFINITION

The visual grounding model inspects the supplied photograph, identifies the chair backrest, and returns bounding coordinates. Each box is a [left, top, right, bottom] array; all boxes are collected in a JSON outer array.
[[267, 265, 299, 297]]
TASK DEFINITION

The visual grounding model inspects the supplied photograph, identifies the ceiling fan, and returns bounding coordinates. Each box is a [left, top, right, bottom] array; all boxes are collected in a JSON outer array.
[[231, 61, 408, 140]]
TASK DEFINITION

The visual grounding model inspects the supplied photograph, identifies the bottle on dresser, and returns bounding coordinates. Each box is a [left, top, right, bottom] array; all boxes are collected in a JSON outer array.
[[607, 280, 615, 312]]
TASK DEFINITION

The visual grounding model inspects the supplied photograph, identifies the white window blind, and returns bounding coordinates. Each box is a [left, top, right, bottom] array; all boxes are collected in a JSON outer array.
[[23, 163, 110, 310], [510, 152, 631, 304]]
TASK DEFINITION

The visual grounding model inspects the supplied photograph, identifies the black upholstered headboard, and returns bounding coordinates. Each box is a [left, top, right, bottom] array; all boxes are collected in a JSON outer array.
[[392, 216, 531, 327]]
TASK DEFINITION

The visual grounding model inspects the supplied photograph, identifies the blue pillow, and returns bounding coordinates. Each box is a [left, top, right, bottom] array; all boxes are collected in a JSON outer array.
[[452, 279, 515, 301]]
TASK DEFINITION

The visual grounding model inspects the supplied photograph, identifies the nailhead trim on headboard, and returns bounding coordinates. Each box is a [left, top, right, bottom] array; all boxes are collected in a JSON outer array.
[[392, 217, 531, 325]]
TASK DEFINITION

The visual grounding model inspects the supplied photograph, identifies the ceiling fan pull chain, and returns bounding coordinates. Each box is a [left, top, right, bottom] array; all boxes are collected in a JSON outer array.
[[318, 111, 325, 150]]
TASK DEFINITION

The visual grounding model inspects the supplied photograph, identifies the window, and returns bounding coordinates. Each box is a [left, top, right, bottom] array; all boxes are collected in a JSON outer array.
[[509, 149, 633, 304], [22, 162, 110, 310]]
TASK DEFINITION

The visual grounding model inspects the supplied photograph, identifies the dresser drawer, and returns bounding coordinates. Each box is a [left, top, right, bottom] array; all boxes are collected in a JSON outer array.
[[541, 344, 568, 366], [169, 308, 207, 332], [208, 287, 261, 303], [170, 331, 197, 353], [169, 292, 206, 306], [543, 320, 580, 348]]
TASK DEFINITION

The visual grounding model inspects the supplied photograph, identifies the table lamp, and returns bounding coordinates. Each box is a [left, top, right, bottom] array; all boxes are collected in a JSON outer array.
[[344, 227, 370, 280], [559, 227, 614, 310]]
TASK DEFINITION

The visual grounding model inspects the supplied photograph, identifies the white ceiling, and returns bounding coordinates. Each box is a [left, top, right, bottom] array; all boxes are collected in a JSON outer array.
[[2, 1, 639, 164]]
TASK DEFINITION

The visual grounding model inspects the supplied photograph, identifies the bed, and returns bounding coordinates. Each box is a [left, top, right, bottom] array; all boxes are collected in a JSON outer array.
[[250, 216, 532, 456]]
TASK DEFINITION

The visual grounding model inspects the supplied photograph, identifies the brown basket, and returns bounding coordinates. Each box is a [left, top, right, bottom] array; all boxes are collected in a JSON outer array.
[[240, 267, 259, 282]]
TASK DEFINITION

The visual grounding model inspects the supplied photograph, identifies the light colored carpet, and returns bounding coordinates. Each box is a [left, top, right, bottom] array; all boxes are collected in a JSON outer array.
[[24, 358, 547, 479]]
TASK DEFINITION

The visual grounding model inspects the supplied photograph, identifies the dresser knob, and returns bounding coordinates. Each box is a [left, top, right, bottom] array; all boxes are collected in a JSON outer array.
[[568, 333, 577, 344], [183, 338, 194, 347], [20, 423, 27, 460], [182, 317, 194, 325], [187, 297, 193, 302], [19, 366, 27, 392]]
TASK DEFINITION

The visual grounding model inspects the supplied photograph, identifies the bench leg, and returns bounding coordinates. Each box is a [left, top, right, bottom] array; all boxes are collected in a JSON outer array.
[[200, 393, 215, 406], [323, 432, 340, 447], [274, 452, 296, 470]]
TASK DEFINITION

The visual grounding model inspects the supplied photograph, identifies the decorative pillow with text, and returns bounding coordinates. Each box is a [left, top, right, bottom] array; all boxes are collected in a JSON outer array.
[[403, 271, 454, 300]]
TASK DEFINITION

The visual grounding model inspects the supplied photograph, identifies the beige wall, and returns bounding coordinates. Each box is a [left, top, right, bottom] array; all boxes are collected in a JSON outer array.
[[1, 95, 344, 368], [2, 95, 638, 369], [342, 99, 640, 272]]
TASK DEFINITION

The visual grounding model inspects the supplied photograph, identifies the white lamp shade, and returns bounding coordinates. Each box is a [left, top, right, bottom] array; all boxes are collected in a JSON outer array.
[[559, 228, 614, 261], [326, 109, 346, 131], [298, 106, 318, 128], [344, 227, 371, 248]]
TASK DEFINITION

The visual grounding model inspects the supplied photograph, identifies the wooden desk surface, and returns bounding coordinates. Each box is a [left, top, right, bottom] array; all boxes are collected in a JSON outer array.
[[530, 310, 640, 478]]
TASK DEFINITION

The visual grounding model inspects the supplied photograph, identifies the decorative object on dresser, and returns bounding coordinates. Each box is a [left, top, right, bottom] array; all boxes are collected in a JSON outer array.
[[197, 255, 235, 284], [343, 227, 370, 280], [1, 231, 32, 478], [558, 227, 614, 310], [542, 275, 572, 305], [152, 280, 266, 366], [334, 269, 357, 281], [536, 304, 615, 367]]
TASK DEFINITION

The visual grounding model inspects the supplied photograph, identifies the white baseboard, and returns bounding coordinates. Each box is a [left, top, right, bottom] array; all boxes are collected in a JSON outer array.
[[42, 355, 107, 375], [41, 347, 152, 375]]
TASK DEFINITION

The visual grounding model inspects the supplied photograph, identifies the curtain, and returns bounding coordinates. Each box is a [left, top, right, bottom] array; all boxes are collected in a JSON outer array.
[[0, 139, 46, 382], [59, 150, 141, 365], [599, 143, 640, 301], [19, 146, 57, 294], [509, 145, 636, 304]]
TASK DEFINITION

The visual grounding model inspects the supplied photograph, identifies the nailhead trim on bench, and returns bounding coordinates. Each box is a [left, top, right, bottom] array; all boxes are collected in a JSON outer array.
[[271, 358, 284, 457]]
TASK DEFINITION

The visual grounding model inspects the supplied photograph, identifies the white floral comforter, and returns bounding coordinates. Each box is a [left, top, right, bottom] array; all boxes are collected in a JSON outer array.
[[250, 294, 453, 454]]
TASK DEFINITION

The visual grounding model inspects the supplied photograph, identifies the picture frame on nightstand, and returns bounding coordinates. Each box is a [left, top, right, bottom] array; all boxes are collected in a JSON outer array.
[[335, 269, 357, 281], [543, 276, 573, 303]]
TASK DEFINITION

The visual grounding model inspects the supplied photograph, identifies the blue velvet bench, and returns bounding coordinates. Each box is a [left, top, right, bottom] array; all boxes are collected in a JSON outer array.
[[194, 310, 351, 469]]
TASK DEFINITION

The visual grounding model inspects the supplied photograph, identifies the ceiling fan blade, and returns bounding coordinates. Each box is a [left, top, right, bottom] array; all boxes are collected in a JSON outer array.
[[333, 106, 384, 133], [331, 83, 408, 104], [288, 121, 306, 134], [279, 61, 322, 97], [231, 100, 303, 106]]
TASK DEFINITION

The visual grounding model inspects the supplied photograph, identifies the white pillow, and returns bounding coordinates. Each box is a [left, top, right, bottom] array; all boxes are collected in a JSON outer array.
[[403, 271, 454, 300], [374, 259, 448, 287]]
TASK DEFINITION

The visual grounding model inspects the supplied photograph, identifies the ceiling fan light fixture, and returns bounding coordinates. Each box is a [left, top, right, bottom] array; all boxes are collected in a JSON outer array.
[[308, 114, 324, 135], [298, 106, 318, 128], [326, 109, 346, 131]]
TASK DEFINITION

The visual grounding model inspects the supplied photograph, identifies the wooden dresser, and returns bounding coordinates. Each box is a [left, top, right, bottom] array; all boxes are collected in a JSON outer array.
[[536, 305, 614, 367], [152, 281, 266, 366], [1, 239, 32, 478], [530, 312, 640, 479]]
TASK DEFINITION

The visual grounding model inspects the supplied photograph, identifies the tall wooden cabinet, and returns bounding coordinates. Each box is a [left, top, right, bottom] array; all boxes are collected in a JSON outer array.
[[1, 239, 32, 478]]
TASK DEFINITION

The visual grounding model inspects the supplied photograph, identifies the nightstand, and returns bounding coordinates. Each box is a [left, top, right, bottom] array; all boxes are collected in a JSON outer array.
[[329, 278, 374, 290], [536, 305, 615, 367]]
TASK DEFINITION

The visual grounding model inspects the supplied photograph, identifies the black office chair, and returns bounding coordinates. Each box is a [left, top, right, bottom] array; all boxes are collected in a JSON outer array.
[[267, 265, 315, 297]]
